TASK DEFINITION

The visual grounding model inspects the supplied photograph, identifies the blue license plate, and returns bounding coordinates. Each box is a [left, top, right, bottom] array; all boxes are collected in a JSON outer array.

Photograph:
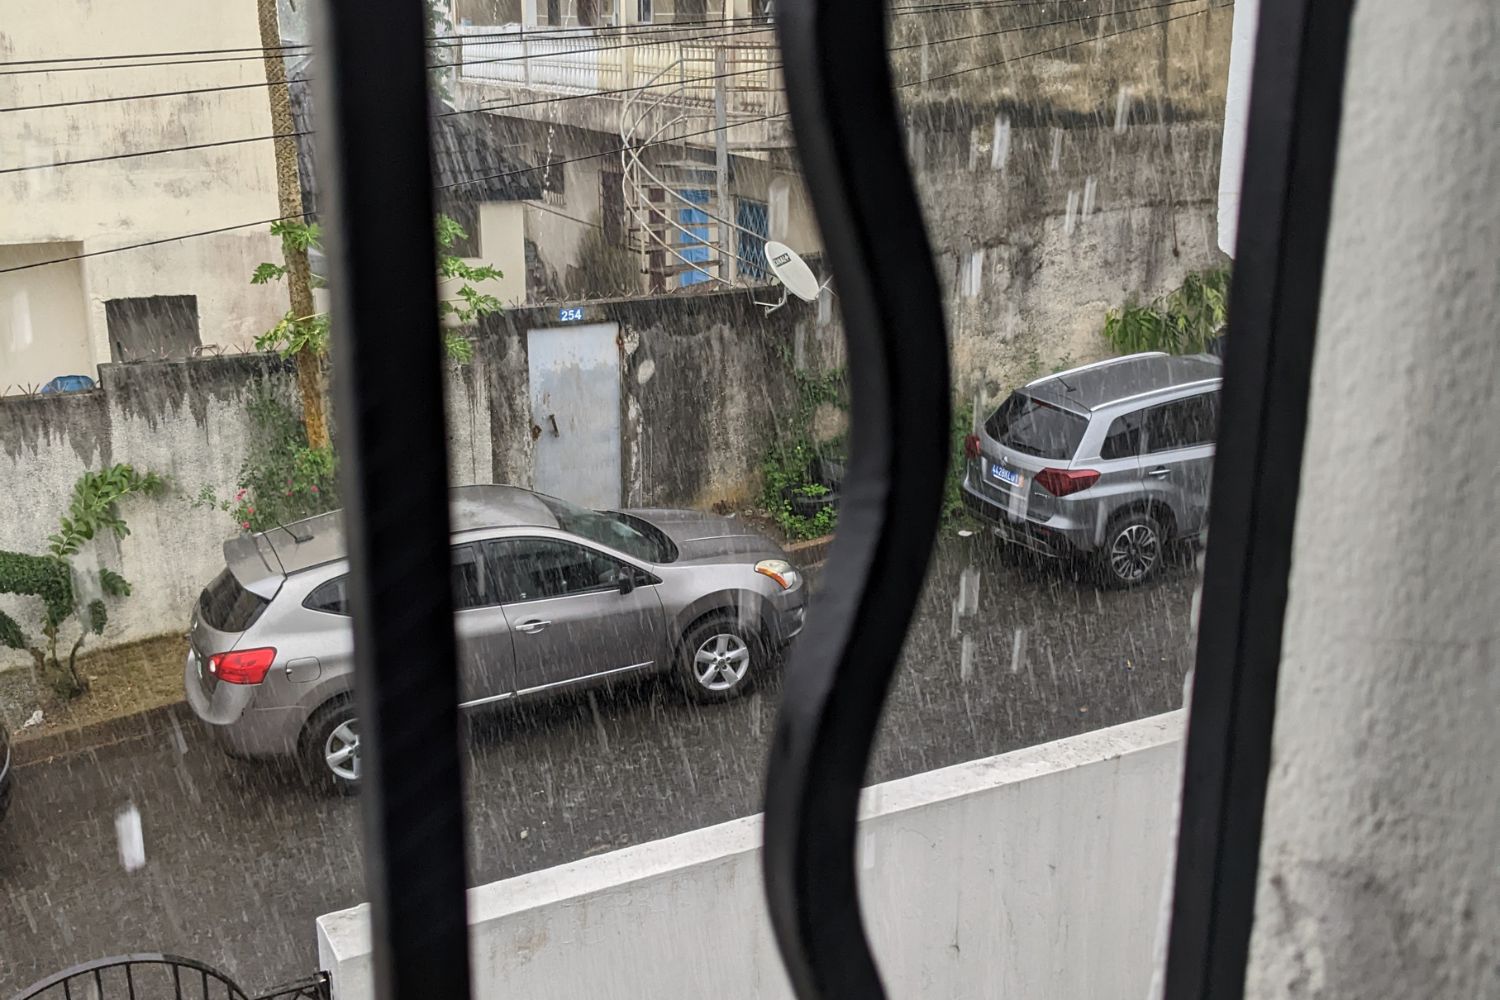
[[991, 462, 1022, 487]]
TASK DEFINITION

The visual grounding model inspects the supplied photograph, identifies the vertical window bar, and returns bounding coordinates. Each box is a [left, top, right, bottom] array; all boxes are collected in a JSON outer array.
[[312, 1, 472, 999], [763, 0, 950, 996], [1162, 1, 1356, 998]]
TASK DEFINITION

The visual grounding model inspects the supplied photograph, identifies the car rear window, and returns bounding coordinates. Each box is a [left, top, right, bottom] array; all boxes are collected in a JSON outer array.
[[983, 392, 1088, 460], [198, 568, 269, 632]]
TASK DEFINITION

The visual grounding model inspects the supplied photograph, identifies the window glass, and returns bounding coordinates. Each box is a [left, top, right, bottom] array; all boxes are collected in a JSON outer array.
[[304, 576, 349, 615], [488, 538, 625, 602], [197, 569, 269, 632], [535, 493, 675, 563], [1145, 392, 1220, 453], [1101, 411, 1144, 460], [451, 543, 490, 609], [983, 392, 1089, 460]]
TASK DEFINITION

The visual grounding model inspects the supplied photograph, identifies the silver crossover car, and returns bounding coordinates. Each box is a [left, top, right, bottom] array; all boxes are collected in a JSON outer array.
[[962, 352, 1222, 586], [185, 485, 807, 789]]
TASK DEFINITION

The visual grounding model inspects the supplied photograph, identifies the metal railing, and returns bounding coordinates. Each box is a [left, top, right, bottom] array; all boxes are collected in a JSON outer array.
[[455, 24, 782, 117], [10, 955, 329, 1000]]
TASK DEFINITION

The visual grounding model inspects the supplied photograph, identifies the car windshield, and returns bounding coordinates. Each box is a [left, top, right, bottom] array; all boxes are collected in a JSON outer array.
[[983, 393, 1089, 460], [536, 494, 675, 564]]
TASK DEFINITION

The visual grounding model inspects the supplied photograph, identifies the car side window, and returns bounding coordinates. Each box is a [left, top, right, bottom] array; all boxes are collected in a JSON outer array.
[[1100, 411, 1144, 460], [451, 543, 491, 610], [1144, 392, 1220, 453], [487, 538, 626, 603], [304, 576, 349, 616]]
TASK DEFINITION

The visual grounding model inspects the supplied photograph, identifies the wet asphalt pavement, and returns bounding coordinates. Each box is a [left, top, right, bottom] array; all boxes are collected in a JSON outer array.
[[0, 534, 1197, 995]]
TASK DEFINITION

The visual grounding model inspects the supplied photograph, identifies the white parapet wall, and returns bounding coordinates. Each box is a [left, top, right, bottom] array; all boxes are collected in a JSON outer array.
[[318, 712, 1184, 999]]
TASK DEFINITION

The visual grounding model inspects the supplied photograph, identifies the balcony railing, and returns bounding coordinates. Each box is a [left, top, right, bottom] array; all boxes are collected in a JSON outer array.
[[455, 25, 783, 118]]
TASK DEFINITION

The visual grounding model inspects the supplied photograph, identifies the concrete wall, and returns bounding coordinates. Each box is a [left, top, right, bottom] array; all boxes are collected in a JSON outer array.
[[1245, 1, 1500, 996], [0, 0, 286, 378], [318, 712, 1183, 1000], [0, 290, 823, 665]]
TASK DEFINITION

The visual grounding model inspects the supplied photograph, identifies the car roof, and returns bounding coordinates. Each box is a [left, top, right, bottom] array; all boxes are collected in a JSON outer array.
[[1026, 352, 1221, 412], [237, 485, 560, 579]]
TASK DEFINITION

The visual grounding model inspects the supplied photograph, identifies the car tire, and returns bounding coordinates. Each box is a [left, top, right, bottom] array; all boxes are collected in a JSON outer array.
[[301, 697, 361, 795], [1097, 510, 1167, 588], [677, 614, 766, 703]]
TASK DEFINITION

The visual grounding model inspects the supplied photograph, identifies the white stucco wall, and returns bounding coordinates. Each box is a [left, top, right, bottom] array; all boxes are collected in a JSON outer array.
[[0, 0, 287, 380], [318, 712, 1183, 1000], [1245, 1, 1500, 996]]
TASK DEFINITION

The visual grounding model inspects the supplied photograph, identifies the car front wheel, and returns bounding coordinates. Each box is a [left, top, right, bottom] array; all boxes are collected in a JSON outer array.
[[678, 615, 765, 703]]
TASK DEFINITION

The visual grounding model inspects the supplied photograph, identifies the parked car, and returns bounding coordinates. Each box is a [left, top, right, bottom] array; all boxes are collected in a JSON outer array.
[[184, 485, 807, 790], [0, 716, 13, 820], [961, 352, 1222, 586]]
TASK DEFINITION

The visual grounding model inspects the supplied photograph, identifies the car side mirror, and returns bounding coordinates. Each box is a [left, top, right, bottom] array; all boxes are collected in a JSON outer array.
[[617, 570, 635, 595]]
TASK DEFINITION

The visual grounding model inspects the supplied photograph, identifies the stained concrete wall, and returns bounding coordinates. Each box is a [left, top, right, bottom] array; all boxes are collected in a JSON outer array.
[[0, 290, 822, 666], [1245, 1, 1500, 996], [318, 712, 1183, 1000]]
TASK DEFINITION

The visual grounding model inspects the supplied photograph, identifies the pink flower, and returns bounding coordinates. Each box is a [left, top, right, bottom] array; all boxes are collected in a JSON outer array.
[[310, 485, 319, 494], [247, 507, 255, 515], [285, 490, 293, 496], [234, 489, 247, 501], [241, 521, 251, 530]]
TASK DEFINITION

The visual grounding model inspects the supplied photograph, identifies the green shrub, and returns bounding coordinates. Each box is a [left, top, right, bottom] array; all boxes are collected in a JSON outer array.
[[1103, 267, 1230, 356]]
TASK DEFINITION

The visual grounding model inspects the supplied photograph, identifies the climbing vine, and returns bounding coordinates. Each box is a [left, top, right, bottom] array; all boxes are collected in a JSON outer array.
[[0, 465, 164, 699]]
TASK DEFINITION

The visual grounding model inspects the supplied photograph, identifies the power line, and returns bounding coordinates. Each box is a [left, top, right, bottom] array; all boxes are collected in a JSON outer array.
[[0, 4, 1217, 275], [1, 0, 1205, 168], [0, 18, 776, 75], [0, 0, 1096, 75], [0, 23, 775, 113]]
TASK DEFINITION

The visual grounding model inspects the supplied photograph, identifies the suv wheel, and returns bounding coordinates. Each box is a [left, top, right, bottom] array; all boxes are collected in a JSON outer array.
[[1100, 511, 1165, 588], [678, 615, 764, 703], [302, 698, 361, 793]]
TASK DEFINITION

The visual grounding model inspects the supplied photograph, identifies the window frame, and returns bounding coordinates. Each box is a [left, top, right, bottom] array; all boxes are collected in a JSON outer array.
[[484, 535, 655, 606]]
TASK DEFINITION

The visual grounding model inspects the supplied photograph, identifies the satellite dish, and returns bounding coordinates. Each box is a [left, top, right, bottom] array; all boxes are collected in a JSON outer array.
[[755, 241, 830, 314]]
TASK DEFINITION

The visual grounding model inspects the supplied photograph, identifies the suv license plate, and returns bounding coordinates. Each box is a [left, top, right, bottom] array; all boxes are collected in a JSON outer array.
[[991, 462, 1023, 488]]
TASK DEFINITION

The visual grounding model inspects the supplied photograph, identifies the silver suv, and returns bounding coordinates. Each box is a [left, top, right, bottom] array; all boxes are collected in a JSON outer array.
[[185, 485, 806, 790], [961, 352, 1222, 586]]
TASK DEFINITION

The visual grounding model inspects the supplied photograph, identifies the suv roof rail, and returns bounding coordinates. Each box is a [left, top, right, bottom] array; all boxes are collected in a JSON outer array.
[[1103, 375, 1224, 411], [1025, 352, 1168, 388]]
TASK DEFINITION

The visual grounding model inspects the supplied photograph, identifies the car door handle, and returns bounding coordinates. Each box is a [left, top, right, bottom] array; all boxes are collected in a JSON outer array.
[[516, 619, 551, 634], [1148, 466, 1172, 478]]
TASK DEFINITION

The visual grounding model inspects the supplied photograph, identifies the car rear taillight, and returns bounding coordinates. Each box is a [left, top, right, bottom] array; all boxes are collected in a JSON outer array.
[[1035, 468, 1100, 497], [963, 433, 981, 459], [209, 647, 277, 685]]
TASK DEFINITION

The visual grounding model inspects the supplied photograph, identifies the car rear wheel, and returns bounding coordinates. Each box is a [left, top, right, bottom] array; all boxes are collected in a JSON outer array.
[[678, 615, 764, 703], [1099, 511, 1165, 588], [301, 698, 360, 794]]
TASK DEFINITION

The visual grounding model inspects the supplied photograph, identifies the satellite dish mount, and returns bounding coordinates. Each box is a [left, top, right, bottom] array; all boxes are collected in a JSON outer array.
[[755, 241, 831, 315]]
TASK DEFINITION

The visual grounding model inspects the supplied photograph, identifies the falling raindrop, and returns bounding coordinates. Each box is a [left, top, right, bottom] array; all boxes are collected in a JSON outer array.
[[1114, 85, 1132, 133], [1064, 190, 1080, 236], [1050, 127, 1063, 171], [991, 114, 1011, 172], [1082, 175, 1098, 218]]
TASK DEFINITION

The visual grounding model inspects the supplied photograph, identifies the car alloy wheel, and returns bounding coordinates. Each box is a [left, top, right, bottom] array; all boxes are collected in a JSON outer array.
[[694, 633, 752, 692], [1109, 521, 1161, 584], [323, 719, 361, 782]]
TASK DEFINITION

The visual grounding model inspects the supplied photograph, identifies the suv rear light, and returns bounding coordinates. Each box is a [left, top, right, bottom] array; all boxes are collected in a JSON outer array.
[[1035, 468, 1100, 497], [209, 647, 277, 685], [963, 433, 981, 459]]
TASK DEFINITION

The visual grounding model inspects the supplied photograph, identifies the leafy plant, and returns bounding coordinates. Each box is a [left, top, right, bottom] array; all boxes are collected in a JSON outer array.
[[943, 399, 976, 525], [0, 465, 164, 699], [252, 216, 499, 364], [1103, 267, 1231, 356], [192, 389, 339, 533], [758, 366, 850, 541]]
